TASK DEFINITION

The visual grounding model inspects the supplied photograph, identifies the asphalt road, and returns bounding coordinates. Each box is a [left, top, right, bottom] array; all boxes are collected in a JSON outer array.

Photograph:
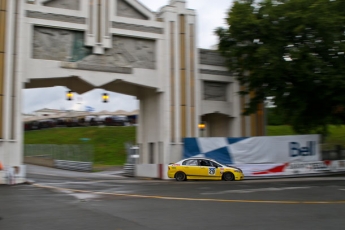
[[1, 165, 345, 230]]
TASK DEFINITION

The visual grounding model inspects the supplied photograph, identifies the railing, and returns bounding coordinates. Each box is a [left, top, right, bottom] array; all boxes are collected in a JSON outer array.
[[321, 144, 345, 160], [123, 142, 139, 176], [24, 144, 93, 171]]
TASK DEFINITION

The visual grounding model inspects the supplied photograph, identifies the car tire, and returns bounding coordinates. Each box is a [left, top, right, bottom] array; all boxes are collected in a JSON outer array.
[[175, 172, 186, 181], [222, 172, 235, 181]]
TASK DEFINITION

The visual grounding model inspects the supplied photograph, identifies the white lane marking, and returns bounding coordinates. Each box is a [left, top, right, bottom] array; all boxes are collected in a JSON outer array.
[[61, 190, 101, 200], [40, 180, 166, 186], [28, 172, 124, 178], [201, 187, 311, 195], [40, 180, 111, 185]]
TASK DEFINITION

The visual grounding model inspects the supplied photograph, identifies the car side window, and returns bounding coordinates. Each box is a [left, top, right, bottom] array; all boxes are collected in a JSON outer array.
[[182, 159, 198, 166], [199, 160, 212, 167]]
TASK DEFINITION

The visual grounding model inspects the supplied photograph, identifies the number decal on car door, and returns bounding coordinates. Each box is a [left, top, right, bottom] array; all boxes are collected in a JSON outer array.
[[209, 167, 216, 175]]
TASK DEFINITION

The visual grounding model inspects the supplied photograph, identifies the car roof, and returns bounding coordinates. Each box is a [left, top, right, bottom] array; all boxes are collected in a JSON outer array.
[[182, 157, 218, 161]]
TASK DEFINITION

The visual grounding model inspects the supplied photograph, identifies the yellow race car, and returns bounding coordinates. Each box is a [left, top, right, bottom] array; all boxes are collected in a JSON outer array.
[[168, 158, 244, 181]]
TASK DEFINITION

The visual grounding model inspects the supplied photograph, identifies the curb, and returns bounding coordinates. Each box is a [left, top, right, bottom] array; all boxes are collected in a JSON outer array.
[[24, 180, 35, 185]]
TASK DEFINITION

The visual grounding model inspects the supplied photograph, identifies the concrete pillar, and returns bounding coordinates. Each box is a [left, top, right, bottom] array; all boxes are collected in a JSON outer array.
[[0, 0, 25, 184]]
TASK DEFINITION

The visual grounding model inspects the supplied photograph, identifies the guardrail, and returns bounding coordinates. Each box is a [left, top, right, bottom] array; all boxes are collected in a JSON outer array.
[[123, 164, 135, 177], [55, 160, 93, 172]]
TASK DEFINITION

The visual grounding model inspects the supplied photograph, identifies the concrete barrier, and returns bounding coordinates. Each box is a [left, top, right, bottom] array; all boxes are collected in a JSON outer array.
[[55, 160, 92, 172], [135, 164, 159, 178], [135, 164, 170, 179]]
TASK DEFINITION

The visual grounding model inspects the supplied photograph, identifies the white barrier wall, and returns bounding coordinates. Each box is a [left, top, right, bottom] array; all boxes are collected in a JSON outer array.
[[134, 135, 345, 180], [184, 135, 321, 164], [234, 160, 345, 178], [135, 164, 170, 179], [135, 164, 159, 178], [138, 161, 345, 180]]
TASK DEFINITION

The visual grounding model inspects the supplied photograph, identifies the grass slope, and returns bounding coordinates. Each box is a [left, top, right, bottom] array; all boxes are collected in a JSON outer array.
[[24, 126, 136, 166]]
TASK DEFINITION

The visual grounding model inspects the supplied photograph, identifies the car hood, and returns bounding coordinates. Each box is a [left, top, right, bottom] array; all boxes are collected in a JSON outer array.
[[225, 165, 242, 172]]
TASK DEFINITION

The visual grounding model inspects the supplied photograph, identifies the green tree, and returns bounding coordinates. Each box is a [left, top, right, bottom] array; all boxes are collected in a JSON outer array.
[[267, 107, 285, 125], [216, 0, 345, 136]]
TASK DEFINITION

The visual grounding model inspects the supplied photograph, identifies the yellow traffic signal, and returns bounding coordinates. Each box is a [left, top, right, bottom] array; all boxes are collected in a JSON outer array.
[[198, 122, 206, 130], [102, 93, 109, 103], [66, 91, 73, 100]]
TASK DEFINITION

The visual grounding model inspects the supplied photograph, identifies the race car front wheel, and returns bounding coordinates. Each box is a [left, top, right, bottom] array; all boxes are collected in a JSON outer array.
[[222, 172, 235, 181], [175, 172, 186, 181]]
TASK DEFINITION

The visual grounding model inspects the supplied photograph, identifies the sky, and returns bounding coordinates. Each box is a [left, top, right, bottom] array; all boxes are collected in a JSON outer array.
[[23, 0, 233, 114]]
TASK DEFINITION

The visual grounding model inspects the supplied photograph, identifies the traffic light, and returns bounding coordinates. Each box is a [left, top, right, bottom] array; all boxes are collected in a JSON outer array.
[[198, 122, 206, 130], [102, 93, 109, 103], [66, 91, 73, 100]]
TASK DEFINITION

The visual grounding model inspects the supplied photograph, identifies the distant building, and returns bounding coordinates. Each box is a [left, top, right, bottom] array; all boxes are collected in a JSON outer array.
[[33, 108, 63, 116], [23, 113, 35, 118], [33, 108, 85, 117]]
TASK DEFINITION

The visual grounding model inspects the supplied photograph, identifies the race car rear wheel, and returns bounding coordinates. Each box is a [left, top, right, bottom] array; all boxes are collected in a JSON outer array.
[[175, 172, 186, 181], [222, 172, 235, 181]]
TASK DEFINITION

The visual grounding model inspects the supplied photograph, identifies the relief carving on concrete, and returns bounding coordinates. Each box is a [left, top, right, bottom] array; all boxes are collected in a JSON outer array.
[[204, 81, 228, 101], [43, 0, 80, 11], [33, 27, 75, 61], [78, 36, 155, 69], [33, 27, 155, 72], [117, 0, 148, 20]]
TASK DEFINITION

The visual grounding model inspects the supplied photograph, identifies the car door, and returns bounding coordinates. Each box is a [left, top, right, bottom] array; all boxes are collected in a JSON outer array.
[[199, 160, 221, 179], [210, 161, 223, 178], [181, 159, 200, 177]]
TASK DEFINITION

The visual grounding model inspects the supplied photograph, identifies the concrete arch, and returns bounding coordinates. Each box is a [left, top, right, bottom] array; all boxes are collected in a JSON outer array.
[[0, 0, 264, 183]]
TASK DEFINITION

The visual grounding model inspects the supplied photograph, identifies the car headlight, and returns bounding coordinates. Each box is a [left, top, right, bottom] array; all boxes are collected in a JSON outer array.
[[234, 169, 242, 173]]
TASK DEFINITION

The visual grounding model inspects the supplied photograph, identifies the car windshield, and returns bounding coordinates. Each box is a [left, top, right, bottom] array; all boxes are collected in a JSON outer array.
[[210, 160, 224, 167]]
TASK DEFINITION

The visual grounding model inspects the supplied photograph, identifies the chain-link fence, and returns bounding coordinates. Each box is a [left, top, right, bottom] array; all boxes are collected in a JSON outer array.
[[321, 144, 345, 160], [24, 144, 94, 162]]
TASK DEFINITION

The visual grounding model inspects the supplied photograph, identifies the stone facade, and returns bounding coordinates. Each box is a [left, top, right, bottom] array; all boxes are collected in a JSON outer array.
[[26, 11, 86, 24], [61, 62, 133, 74], [112, 22, 163, 34], [204, 81, 228, 101], [117, 0, 148, 20], [199, 48, 226, 66], [199, 68, 231, 76], [43, 0, 80, 11]]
